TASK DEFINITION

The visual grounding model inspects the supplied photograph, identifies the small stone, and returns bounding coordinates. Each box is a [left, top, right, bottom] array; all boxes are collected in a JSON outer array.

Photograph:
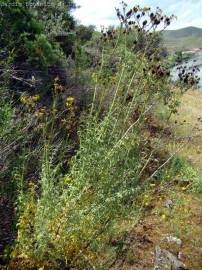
[[154, 246, 188, 270], [165, 199, 173, 209], [165, 236, 182, 247], [178, 251, 186, 261]]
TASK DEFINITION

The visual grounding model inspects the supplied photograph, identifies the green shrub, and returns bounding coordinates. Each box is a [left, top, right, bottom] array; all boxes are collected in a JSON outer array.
[[0, 0, 74, 96], [25, 34, 60, 70], [193, 177, 202, 193]]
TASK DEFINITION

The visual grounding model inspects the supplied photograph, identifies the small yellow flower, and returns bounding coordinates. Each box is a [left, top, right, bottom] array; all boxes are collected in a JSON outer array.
[[150, 183, 156, 187], [66, 96, 75, 102], [35, 111, 44, 117], [68, 106, 75, 112], [63, 176, 72, 184], [20, 95, 28, 104], [181, 187, 186, 191], [32, 95, 40, 102], [161, 214, 166, 220], [65, 97, 76, 112], [184, 208, 189, 213]]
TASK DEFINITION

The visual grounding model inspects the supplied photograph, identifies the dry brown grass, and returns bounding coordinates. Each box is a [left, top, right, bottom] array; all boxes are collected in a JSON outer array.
[[109, 188, 202, 270], [170, 89, 202, 169]]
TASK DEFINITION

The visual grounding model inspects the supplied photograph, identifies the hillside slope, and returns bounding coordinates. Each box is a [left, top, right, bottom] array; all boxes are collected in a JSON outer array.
[[163, 26, 202, 52]]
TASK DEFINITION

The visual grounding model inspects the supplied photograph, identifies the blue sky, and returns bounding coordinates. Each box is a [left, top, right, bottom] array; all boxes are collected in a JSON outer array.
[[73, 0, 202, 30]]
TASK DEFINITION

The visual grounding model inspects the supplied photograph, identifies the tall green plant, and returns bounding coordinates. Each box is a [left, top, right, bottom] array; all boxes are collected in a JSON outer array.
[[14, 3, 196, 269]]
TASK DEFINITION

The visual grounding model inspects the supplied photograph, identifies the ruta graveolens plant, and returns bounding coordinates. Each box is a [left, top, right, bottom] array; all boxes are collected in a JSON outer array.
[[14, 2, 199, 269]]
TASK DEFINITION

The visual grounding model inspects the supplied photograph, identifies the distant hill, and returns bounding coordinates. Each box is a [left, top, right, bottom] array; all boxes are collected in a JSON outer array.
[[163, 26, 202, 52]]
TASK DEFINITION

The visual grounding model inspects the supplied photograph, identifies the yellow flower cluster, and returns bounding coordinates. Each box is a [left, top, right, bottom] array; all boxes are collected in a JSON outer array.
[[65, 96, 75, 111], [35, 111, 44, 118], [161, 214, 166, 220], [34, 107, 46, 118], [63, 175, 73, 185], [20, 95, 40, 106], [32, 95, 40, 102], [143, 194, 151, 206], [66, 96, 75, 103]]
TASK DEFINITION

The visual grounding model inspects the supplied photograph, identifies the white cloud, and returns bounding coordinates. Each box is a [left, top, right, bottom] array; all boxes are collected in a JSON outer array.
[[73, 0, 202, 30], [73, 0, 121, 28]]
